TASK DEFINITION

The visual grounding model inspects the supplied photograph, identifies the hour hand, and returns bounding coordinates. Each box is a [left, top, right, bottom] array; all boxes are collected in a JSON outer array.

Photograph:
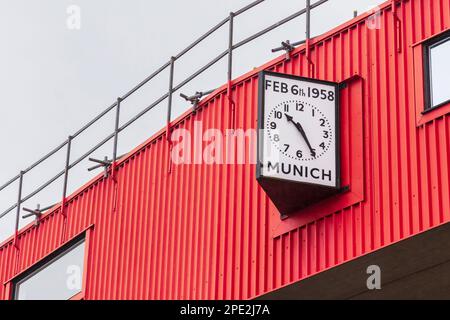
[[284, 113, 294, 123]]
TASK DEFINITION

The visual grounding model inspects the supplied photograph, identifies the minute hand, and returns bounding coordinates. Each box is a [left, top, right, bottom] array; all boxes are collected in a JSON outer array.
[[285, 113, 316, 157]]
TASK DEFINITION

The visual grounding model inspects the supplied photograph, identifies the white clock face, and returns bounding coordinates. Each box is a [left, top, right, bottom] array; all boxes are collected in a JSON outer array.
[[259, 72, 338, 188], [266, 100, 333, 162]]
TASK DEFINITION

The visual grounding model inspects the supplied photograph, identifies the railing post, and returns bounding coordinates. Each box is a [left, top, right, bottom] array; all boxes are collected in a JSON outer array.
[[61, 136, 72, 216], [14, 171, 24, 248], [305, 0, 312, 77], [166, 56, 176, 174], [166, 56, 176, 142], [111, 97, 122, 180], [113, 98, 122, 163], [305, 0, 311, 40], [227, 12, 235, 130], [228, 12, 234, 84]]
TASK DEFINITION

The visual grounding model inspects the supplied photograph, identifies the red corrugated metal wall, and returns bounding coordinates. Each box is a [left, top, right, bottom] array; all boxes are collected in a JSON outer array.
[[1, 0, 450, 299]]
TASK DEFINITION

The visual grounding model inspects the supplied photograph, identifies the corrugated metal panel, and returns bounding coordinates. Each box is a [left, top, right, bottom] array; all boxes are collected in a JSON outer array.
[[0, 243, 16, 300], [1, 0, 449, 299]]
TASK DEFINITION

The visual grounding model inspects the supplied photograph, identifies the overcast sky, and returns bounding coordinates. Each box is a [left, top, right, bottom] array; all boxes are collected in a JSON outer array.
[[0, 0, 386, 242]]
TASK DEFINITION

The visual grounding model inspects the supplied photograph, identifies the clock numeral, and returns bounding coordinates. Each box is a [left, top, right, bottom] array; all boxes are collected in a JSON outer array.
[[284, 104, 289, 112], [273, 134, 280, 142], [319, 118, 326, 127], [296, 150, 303, 159], [274, 111, 282, 119], [270, 122, 277, 129], [296, 103, 304, 112], [311, 149, 317, 157], [320, 142, 326, 150], [323, 130, 329, 138], [284, 144, 290, 152]]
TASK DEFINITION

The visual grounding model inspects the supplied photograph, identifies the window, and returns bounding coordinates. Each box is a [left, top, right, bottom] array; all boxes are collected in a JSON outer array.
[[13, 237, 86, 300], [424, 31, 450, 111]]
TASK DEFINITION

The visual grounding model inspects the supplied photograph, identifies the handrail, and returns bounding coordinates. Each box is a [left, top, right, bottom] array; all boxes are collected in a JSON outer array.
[[233, 0, 328, 49], [0, 0, 266, 194], [0, 0, 331, 242]]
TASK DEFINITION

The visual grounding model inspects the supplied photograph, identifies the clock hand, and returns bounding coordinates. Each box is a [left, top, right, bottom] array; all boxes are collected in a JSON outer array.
[[294, 122, 316, 157], [284, 113, 316, 157]]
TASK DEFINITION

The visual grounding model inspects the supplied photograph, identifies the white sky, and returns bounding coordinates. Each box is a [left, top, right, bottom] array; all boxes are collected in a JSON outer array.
[[0, 0, 386, 242]]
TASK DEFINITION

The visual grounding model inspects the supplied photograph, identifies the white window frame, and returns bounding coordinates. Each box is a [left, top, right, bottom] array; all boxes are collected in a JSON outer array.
[[424, 31, 450, 111]]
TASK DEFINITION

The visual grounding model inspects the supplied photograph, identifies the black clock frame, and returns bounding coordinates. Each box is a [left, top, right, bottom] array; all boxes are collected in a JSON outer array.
[[256, 71, 341, 218]]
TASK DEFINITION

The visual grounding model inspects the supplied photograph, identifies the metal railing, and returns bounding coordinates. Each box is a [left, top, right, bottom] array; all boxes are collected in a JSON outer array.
[[0, 0, 330, 244]]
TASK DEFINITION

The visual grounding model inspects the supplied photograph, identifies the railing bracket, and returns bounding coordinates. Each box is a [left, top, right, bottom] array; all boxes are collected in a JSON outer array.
[[88, 156, 113, 178], [272, 39, 306, 61], [180, 89, 215, 113], [22, 204, 53, 226]]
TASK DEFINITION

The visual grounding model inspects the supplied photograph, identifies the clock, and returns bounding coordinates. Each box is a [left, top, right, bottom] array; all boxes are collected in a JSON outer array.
[[257, 71, 340, 217]]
